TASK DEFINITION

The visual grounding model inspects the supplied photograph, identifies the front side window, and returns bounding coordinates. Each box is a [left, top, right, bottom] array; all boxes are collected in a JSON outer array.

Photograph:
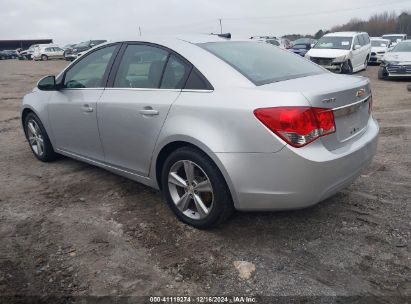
[[313, 37, 353, 50], [353, 36, 360, 48], [114, 45, 169, 88], [200, 41, 324, 86], [64, 45, 117, 88]]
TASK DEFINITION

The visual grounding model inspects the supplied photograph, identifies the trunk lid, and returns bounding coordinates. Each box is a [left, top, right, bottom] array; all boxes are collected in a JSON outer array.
[[260, 73, 372, 150]]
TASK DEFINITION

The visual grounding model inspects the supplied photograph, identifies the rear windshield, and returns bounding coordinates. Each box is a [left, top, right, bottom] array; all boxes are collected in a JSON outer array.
[[199, 41, 324, 86]]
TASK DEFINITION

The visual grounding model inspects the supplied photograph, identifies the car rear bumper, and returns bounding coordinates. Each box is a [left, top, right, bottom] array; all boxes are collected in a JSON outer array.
[[216, 117, 379, 211]]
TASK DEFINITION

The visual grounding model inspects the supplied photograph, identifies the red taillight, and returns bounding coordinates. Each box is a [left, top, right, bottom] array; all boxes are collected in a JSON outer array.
[[254, 107, 336, 148]]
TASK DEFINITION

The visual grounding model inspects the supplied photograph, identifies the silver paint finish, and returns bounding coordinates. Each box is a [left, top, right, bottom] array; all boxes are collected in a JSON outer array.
[[22, 36, 379, 211]]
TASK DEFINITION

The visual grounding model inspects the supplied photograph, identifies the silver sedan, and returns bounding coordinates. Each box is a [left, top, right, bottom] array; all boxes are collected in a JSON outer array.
[[22, 36, 379, 228]]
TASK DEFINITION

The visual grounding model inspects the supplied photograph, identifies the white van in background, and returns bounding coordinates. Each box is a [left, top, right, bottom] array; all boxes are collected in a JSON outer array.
[[305, 32, 371, 74], [382, 34, 407, 49]]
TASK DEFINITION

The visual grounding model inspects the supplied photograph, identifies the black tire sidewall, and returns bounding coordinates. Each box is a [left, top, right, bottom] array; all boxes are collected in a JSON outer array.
[[41, 55, 48, 61], [161, 147, 233, 229], [24, 113, 56, 162]]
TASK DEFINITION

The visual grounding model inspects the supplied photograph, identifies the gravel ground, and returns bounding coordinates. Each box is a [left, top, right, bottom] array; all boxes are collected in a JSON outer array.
[[0, 60, 410, 303]]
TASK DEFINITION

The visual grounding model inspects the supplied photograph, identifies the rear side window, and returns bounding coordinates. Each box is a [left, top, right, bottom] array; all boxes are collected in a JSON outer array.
[[200, 41, 324, 86], [184, 68, 213, 90], [114, 45, 168, 88], [160, 55, 190, 89]]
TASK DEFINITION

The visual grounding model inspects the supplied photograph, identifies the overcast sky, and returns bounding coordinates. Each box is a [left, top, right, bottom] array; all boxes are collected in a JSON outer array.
[[1, 0, 410, 45]]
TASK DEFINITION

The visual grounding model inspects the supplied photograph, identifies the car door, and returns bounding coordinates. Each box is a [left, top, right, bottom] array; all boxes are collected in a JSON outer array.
[[351, 35, 362, 69], [48, 44, 120, 161], [54, 47, 64, 59], [97, 43, 191, 176]]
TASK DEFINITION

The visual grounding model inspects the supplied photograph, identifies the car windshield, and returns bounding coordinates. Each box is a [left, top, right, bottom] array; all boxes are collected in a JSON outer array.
[[371, 40, 388, 47], [266, 39, 280, 46], [392, 42, 411, 52], [293, 44, 308, 49], [382, 35, 404, 43], [313, 37, 352, 50], [293, 38, 311, 45], [199, 41, 324, 86], [76, 41, 90, 48]]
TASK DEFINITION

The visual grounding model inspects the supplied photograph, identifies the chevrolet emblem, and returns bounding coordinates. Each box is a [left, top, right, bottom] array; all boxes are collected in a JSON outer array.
[[356, 89, 366, 98]]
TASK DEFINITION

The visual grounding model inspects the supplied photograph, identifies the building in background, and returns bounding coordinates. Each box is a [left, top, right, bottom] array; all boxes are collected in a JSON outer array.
[[0, 39, 53, 51]]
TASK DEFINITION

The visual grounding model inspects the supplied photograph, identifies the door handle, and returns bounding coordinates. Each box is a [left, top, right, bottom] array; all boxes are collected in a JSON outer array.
[[82, 104, 93, 113], [139, 107, 159, 116]]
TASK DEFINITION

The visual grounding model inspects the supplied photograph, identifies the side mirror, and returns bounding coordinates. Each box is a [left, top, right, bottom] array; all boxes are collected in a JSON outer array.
[[354, 45, 361, 50], [37, 75, 58, 91]]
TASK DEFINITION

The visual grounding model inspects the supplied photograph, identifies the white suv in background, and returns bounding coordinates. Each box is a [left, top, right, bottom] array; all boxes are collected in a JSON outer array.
[[32, 45, 65, 61], [382, 34, 407, 49], [305, 32, 371, 74], [369, 37, 390, 64]]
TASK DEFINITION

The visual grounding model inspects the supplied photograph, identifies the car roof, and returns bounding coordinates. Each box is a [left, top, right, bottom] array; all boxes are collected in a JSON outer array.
[[382, 34, 406, 36], [68, 35, 256, 89], [371, 37, 390, 41], [325, 32, 366, 37]]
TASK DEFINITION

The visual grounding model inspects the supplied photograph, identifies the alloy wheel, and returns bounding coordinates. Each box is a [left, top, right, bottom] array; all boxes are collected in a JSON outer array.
[[167, 160, 214, 220], [27, 119, 45, 157]]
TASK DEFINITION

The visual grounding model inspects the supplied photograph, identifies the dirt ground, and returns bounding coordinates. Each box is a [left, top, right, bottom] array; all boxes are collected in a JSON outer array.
[[0, 60, 410, 303]]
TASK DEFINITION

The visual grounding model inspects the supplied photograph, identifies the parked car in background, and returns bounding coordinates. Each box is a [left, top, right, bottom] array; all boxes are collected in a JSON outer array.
[[0, 50, 11, 60], [64, 40, 107, 61], [22, 36, 378, 228], [62, 44, 76, 51], [292, 38, 317, 47], [32, 45, 65, 61], [290, 43, 311, 56], [305, 32, 371, 74], [369, 37, 390, 64], [382, 34, 407, 49], [379, 40, 411, 79], [250, 36, 292, 49], [20, 45, 38, 60], [2, 50, 20, 59]]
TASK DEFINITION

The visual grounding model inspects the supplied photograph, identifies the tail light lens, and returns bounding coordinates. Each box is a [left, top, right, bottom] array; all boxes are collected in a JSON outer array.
[[254, 107, 336, 148]]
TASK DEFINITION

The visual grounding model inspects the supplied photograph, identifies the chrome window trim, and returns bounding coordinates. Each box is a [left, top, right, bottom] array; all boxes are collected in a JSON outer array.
[[103, 88, 214, 93]]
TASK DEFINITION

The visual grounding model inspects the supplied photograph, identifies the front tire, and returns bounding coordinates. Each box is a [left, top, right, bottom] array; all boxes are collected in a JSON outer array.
[[378, 67, 388, 80], [342, 60, 353, 74], [161, 147, 234, 229], [41, 54, 48, 61], [363, 57, 368, 71], [24, 113, 58, 162]]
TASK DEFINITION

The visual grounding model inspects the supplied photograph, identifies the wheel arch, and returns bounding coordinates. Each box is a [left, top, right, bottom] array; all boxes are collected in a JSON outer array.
[[152, 137, 239, 208]]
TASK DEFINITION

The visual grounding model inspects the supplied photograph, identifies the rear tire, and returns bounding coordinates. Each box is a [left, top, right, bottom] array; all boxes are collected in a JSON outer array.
[[161, 147, 234, 229], [24, 112, 58, 162], [41, 54, 48, 61]]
